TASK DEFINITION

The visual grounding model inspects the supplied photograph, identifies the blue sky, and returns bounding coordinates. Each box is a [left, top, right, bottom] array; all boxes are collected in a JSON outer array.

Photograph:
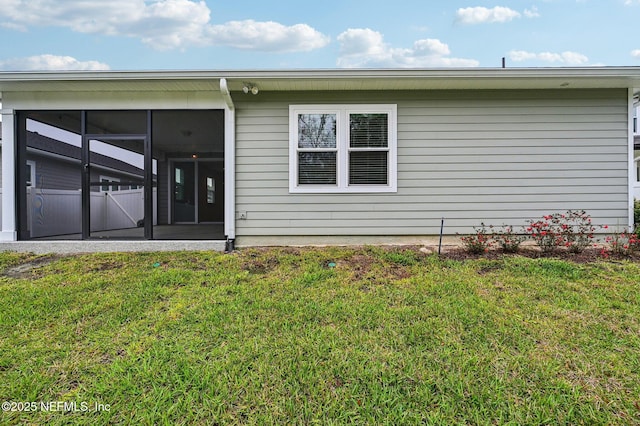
[[0, 0, 639, 71]]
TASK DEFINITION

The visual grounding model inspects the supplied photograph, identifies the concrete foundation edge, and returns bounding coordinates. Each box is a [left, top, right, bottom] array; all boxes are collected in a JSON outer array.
[[0, 236, 464, 254], [235, 235, 463, 248]]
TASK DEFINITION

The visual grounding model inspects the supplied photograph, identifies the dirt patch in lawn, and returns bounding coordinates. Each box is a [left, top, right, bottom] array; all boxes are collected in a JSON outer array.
[[2, 254, 65, 279]]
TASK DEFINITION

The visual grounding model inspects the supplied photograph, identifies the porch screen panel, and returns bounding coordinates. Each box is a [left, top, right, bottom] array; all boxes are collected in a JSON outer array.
[[21, 111, 83, 239], [89, 138, 146, 238]]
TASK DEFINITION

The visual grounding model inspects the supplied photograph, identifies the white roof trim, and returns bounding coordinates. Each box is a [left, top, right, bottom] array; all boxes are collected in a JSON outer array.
[[0, 67, 639, 94]]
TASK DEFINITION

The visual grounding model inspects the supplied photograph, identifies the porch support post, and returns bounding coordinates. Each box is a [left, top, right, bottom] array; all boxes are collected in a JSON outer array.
[[220, 78, 236, 240], [1, 106, 17, 241]]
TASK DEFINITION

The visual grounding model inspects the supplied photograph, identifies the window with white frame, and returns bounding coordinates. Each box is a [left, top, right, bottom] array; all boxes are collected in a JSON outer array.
[[289, 105, 397, 193]]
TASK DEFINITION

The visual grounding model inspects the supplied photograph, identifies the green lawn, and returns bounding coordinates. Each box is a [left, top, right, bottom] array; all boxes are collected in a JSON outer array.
[[1, 247, 639, 425]]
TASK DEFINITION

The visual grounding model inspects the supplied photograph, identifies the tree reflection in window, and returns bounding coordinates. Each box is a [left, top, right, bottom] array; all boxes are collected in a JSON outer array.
[[297, 114, 338, 185]]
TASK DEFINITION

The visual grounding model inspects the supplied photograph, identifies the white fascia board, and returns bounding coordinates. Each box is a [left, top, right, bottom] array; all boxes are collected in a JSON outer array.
[[1, 67, 640, 92]]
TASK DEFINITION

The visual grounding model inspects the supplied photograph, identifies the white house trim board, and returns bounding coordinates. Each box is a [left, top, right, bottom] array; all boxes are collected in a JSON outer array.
[[2, 90, 226, 111], [1, 107, 16, 241]]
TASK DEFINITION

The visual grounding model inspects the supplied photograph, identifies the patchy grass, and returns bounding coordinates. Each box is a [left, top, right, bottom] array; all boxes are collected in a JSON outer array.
[[1, 247, 639, 425]]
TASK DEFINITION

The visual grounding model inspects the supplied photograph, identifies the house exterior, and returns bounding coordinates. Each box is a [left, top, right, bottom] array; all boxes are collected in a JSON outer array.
[[1, 68, 639, 249]]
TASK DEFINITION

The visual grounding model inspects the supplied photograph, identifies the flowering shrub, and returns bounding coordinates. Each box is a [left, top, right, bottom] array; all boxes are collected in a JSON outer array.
[[635, 199, 640, 238], [458, 224, 493, 254], [488, 224, 526, 253], [559, 210, 601, 253], [524, 215, 565, 253], [524, 210, 601, 253], [460, 210, 613, 257], [605, 231, 640, 256]]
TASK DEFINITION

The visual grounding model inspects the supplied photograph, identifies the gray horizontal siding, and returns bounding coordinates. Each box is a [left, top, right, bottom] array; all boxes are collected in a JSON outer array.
[[29, 155, 82, 191], [234, 89, 629, 236]]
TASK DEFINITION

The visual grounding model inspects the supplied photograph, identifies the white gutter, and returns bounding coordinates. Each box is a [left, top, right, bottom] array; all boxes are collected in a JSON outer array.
[[220, 78, 236, 241], [220, 78, 234, 109]]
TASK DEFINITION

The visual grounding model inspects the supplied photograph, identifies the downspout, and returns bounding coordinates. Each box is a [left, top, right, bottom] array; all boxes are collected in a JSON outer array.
[[220, 78, 236, 251], [629, 88, 636, 231]]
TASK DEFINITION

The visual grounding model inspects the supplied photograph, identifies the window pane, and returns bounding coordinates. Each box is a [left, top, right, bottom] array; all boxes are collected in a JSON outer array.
[[298, 114, 337, 149], [298, 152, 337, 185], [207, 177, 215, 204], [350, 114, 388, 148], [349, 151, 388, 185], [25, 164, 32, 187], [174, 162, 195, 222]]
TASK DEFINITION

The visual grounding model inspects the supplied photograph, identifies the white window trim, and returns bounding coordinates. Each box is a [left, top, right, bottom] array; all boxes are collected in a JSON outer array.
[[26, 160, 36, 188], [289, 104, 397, 193]]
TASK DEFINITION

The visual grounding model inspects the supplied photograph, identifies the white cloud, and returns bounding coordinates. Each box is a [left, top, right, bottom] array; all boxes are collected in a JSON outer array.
[[509, 50, 589, 65], [337, 29, 386, 57], [0, 21, 26, 31], [337, 28, 479, 68], [456, 6, 521, 24], [0, 0, 329, 52], [524, 6, 541, 18], [207, 20, 329, 52], [631, 49, 640, 59], [624, 0, 640, 5], [0, 54, 111, 71]]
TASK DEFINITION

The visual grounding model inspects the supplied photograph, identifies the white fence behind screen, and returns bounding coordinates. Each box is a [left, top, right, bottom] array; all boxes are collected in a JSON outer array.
[[29, 189, 82, 237], [6, 188, 158, 238], [90, 189, 158, 232]]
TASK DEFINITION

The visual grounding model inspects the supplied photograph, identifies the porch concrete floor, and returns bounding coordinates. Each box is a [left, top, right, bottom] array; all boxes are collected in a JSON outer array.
[[0, 224, 227, 254]]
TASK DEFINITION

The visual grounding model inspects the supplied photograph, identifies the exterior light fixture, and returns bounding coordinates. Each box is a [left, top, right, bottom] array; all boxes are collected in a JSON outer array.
[[242, 83, 259, 95]]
